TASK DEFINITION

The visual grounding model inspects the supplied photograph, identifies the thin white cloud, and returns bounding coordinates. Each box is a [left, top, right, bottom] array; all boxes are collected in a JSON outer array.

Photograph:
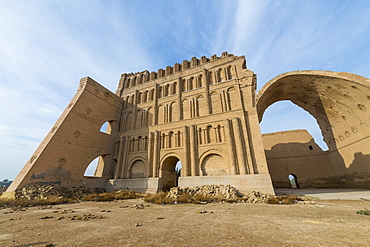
[[0, 1, 156, 179]]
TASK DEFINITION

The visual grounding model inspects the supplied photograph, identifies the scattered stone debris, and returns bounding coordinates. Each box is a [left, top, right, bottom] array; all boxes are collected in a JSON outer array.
[[100, 209, 111, 212], [11, 206, 27, 212], [298, 200, 317, 205], [38, 206, 53, 210], [131, 203, 146, 209], [40, 216, 54, 220], [16, 183, 93, 200], [69, 213, 103, 220], [240, 191, 272, 203]]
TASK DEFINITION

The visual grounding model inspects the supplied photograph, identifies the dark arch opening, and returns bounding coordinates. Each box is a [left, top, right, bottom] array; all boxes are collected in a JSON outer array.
[[161, 156, 181, 192], [288, 174, 300, 189]]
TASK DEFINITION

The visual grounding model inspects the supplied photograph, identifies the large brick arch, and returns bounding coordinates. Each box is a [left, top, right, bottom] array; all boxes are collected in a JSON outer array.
[[256, 71, 370, 188]]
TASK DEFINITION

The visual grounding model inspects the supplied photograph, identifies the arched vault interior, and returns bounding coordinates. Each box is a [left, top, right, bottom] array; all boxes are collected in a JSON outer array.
[[257, 71, 370, 152]]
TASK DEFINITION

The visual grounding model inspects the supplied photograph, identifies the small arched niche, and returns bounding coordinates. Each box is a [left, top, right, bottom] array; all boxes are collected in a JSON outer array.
[[129, 160, 147, 178]]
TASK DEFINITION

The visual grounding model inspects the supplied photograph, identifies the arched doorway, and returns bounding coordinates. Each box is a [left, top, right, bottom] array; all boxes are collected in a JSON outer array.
[[160, 156, 181, 192], [288, 174, 300, 189]]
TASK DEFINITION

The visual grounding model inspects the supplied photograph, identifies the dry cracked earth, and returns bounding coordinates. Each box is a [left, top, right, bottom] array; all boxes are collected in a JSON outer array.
[[1, 198, 370, 247]]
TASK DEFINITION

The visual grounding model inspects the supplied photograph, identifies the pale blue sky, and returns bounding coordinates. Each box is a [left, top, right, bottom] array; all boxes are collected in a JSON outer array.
[[1, 0, 370, 180]]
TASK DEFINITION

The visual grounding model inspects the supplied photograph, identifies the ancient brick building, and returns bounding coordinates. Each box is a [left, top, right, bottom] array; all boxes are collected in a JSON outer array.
[[7, 52, 274, 194], [5, 52, 370, 196]]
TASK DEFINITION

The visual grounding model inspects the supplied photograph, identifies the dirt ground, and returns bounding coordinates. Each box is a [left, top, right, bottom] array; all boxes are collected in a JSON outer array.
[[1, 196, 370, 247]]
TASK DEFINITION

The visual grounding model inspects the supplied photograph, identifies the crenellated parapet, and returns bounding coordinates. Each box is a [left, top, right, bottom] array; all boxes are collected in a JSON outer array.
[[116, 52, 238, 95]]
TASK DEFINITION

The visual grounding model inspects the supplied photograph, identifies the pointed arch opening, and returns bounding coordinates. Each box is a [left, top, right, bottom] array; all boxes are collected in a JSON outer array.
[[100, 121, 116, 135], [84, 156, 105, 177]]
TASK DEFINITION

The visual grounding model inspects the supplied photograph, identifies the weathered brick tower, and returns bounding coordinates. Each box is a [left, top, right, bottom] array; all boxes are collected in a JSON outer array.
[[110, 52, 272, 193]]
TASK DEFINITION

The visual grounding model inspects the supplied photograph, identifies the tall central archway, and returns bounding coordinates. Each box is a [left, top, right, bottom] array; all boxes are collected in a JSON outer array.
[[160, 156, 181, 191], [257, 70, 370, 188]]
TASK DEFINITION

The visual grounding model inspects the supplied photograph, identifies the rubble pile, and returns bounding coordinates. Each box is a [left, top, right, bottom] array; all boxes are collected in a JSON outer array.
[[167, 185, 242, 200], [166, 185, 274, 203], [69, 213, 103, 220], [241, 190, 273, 203], [131, 203, 147, 209], [16, 183, 93, 200]]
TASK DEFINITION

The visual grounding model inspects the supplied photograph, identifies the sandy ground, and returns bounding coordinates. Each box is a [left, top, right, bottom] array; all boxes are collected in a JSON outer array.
[[1, 194, 370, 247], [276, 189, 370, 200]]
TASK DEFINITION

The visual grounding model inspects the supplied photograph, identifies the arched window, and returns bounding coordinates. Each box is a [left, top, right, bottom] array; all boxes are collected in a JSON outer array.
[[162, 133, 166, 149], [125, 96, 130, 107], [198, 75, 203, 87], [178, 131, 182, 147], [206, 125, 212, 144], [159, 86, 163, 98], [217, 69, 222, 83], [188, 77, 194, 90], [132, 77, 136, 86], [165, 84, 170, 97], [226, 66, 233, 80], [198, 127, 203, 145], [144, 72, 149, 82], [169, 131, 174, 148], [138, 136, 142, 151], [217, 125, 222, 142], [150, 89, 155, 101], [126, 79, 131, 88], [173, 82, 177, 94], [208, 72, 213, 85], [182, 79, 186, 92], [143, 91, 148, 102], [137, 92, 142, 104], [147, 107, 154, 126], [144, 136, 148, 150], [130, 138, 135, 152]]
